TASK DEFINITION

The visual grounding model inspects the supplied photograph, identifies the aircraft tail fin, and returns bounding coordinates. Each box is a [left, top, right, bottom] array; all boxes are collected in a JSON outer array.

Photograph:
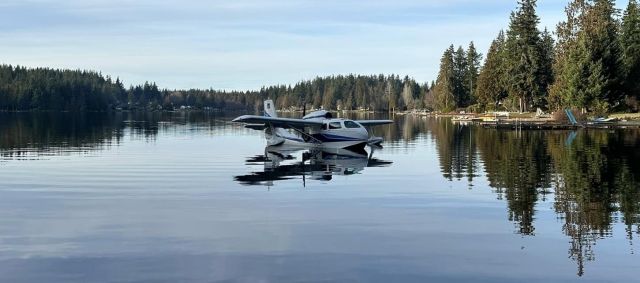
[[264, 100, 277, 118]]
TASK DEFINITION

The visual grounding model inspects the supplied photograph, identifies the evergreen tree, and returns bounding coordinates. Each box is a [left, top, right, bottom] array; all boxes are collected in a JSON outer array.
[[476, 31, 509, 110], [504, 0, 548, 112], [453, 46, 469, 108], [548, 0, 588, 110], [434, 45, 457, 111], [582, 0, 622, 113], [550, 0, 620, 114], [621, 0, 640, 110], [539, 28, 555, 108], [466, 41, 483, 107]]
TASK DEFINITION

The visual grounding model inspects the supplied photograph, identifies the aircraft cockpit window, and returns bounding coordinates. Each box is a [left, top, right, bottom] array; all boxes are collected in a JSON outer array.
[[329, 122, 342, 129], [344, 121, 361, 128]]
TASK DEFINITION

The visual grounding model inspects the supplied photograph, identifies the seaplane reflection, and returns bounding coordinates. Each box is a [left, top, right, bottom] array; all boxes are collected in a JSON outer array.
[[235, 145, 392, 187]]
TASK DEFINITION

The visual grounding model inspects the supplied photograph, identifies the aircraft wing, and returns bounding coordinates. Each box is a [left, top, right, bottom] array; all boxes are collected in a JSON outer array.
[[356, 120, 394, 127], [232, 115, 324, 129]]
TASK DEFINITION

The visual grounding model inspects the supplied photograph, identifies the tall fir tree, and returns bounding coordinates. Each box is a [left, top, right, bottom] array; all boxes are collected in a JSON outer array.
[[621, 0, 640, 110], [453, 46, 469, 107], [434, 45, 457, 112], [582, 0, 622, 113], [476, 31, 509, 110], [539, 28, 555, 108], [504, 0, 549, 112], [466, 41, 483, 107], [548, 0, 588, 110]]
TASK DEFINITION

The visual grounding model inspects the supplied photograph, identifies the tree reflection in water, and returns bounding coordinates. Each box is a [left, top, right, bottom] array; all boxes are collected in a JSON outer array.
[[0, 111, 236, 159], [429, 118, 640, 276]]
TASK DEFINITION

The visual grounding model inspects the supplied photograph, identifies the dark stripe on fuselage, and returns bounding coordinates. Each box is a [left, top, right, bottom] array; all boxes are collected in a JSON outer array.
[[311, 133, 363, 142]]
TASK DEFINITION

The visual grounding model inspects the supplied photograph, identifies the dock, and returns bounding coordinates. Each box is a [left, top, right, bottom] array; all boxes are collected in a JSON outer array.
[[479, 120, 640, 130]]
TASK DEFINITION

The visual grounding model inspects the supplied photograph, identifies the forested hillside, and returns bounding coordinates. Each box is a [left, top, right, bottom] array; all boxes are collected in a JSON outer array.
[[0, 65, 430, 112]]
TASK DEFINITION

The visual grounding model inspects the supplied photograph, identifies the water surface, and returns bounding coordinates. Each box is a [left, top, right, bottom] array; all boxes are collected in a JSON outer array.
[[0, 112, 639, 282]]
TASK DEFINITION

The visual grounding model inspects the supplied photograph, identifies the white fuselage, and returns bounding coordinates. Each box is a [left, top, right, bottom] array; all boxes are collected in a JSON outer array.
[[267, 116, 369, 150], [259, 103, 372, 150]]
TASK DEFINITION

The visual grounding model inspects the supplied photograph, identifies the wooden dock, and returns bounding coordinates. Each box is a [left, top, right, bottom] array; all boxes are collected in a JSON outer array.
[[479, 121, 640, 130]]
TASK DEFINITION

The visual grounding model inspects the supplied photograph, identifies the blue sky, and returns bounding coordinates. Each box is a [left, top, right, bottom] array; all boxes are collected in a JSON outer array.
[[0, 0, 628, 90]]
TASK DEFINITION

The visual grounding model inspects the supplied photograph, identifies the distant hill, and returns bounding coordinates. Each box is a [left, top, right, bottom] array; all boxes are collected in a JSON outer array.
[[0, 64, 431, 112]]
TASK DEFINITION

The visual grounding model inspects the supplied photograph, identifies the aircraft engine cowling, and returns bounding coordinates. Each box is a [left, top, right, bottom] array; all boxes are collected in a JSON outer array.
[[303, 110, 332, 120]]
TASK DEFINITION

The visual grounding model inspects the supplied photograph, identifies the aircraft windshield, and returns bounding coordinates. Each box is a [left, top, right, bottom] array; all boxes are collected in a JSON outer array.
[[344, 121, 361, 128]]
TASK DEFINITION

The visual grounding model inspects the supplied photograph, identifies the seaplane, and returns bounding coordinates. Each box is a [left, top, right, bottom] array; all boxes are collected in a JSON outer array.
[[232, 100, 393, 151]]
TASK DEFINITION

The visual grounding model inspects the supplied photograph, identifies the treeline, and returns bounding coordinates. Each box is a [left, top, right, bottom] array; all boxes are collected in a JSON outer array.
[[435, 0, 640, 114], [0, 65, 259, 111], [169, 74, 432, 112], [257, 75, 430, 111], [431, 42, 483, 112], [0, 64, 431, 112], [0, 66, 124, 111]]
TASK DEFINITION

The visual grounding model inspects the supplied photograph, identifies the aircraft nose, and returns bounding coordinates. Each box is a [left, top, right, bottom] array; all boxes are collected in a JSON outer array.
[[361, 127, 369, 138]]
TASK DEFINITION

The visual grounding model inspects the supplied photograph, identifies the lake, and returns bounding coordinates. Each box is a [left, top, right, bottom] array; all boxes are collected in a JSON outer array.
[[0, 112, 639, 282]]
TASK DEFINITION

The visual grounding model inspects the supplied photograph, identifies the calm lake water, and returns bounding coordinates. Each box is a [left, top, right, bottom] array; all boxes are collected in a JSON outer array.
[[0, 112, 639, 282]]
